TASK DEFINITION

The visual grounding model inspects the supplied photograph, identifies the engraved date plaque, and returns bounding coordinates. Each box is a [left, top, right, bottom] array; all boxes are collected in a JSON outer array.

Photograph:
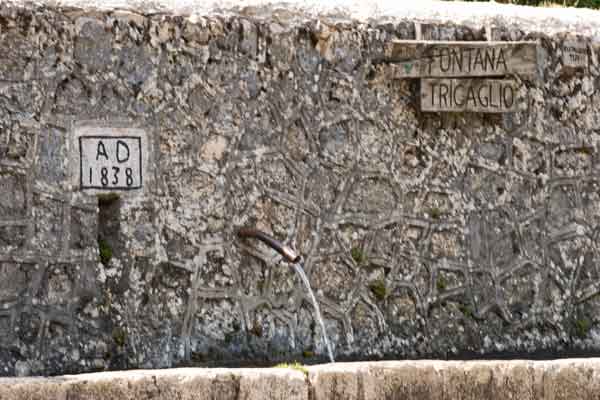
[[70, 122, 149, 193], [79, 136, 142, 190]]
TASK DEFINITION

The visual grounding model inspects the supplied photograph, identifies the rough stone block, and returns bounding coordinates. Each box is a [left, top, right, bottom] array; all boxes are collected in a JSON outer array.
[[0, 172, 26, 219], [0, 368, 308, 400]]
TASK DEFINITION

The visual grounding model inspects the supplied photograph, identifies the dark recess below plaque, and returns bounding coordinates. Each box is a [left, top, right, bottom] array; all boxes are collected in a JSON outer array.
[[98, 194, 122, 269]]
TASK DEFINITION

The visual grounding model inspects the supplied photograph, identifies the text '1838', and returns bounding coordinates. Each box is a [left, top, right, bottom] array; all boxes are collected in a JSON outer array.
[[79, 136, 142, 190]]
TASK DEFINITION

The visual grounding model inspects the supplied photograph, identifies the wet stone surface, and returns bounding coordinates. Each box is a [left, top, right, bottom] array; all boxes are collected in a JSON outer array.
[[0, 0, 599, 376]]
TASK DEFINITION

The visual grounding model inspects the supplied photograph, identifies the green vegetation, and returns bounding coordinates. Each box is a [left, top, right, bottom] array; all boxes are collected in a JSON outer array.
[[302, 350, 314, 358], [429, 207, 442, 220], [575, 317, 592, 338], [458, 304, 475, 319], [274, 361, 309, 376], [351, 247, 366, 265], [369, 280, 387, 301], [112, 327, 127, 347], [576, 147, 593, 155], [444, 0, 600, 9], [98, 238, 112, 265], [436, 275, 448, 291]]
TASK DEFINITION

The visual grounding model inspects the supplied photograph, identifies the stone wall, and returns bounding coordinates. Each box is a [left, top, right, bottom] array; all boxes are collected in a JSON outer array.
[[2, 359, 600, 399], [1, 0, 600, 376]]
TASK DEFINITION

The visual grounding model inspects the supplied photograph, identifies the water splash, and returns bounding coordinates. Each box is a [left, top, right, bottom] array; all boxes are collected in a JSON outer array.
[[292, 261, 335, 363]]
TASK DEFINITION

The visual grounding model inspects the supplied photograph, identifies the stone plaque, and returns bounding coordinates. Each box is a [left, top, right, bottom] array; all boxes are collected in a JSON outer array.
[[421, 79, 518, 113], [388, 41, 538, 78], [70, 122, 149, 193], [79, 136, 142, 190], [562, 41, 588, 68]]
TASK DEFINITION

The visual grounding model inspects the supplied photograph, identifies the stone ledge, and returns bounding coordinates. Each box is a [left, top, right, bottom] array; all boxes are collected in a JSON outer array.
[[2, 359, 600, 399], [8, 0, 600, 37], [0, 368, 309, 400]]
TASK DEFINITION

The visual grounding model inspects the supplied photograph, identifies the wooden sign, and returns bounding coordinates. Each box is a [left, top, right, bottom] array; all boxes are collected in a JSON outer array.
[[388, 41, 538, 78], [421, 79, 518, 113], [562, 41, 588, 68]]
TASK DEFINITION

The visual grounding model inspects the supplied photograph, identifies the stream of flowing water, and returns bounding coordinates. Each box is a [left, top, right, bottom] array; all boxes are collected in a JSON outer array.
[[292, 261, 335, 363]]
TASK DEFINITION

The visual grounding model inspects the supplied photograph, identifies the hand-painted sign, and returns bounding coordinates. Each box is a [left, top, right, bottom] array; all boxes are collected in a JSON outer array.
[[387, 41, 538, 78], [562, 41, 588, 69], [79, 136, 142, 190], [421, 79, 518, 113]]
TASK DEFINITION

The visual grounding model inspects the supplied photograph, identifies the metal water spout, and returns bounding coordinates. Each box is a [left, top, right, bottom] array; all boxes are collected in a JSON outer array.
[[237, 227, 301, 263], [237, 227, 335, 363]]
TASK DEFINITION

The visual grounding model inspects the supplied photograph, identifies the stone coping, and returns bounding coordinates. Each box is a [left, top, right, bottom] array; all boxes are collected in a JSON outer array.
[[2, 359, 600, 399], [6, 0, 600, 38]]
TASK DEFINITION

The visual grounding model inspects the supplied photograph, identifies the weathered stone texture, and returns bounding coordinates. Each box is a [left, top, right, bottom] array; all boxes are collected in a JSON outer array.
[[308, 360, 600, 400], [0, 0, 600, 376], [0, 368, 308, 400], [2, 360, 600, 399]]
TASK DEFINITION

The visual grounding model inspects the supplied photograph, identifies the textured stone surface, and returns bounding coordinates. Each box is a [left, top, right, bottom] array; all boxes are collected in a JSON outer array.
[[0, 368, 308, 400], [308, 359, 600, 400], [2, 360, 600, 399], [0, 0, 600, 376]]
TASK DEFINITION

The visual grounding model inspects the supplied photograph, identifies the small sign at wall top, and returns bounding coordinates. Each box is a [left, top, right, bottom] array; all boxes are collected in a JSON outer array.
[[562, 40, 588, 69], [387, 41, 538, 78], [421, 78, 518, 113]]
